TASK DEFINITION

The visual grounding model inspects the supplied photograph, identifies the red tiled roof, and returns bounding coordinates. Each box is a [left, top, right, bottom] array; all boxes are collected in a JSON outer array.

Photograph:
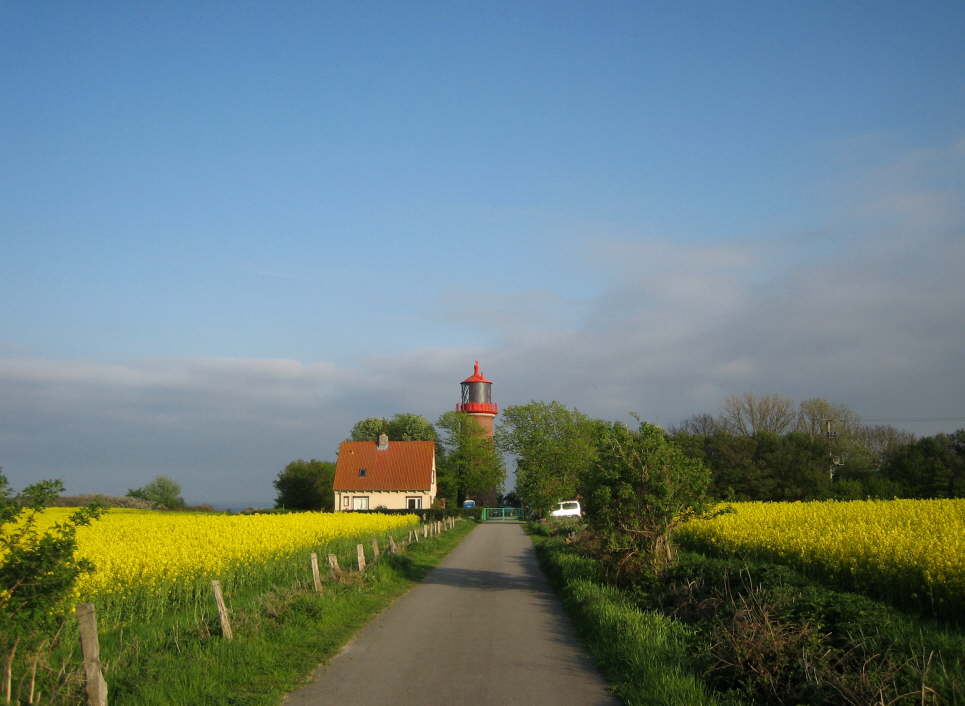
[[333, 440, 435, 491]]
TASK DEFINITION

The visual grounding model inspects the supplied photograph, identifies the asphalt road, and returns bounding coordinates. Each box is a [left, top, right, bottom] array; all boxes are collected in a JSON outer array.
[[284, 522, 619, 706]]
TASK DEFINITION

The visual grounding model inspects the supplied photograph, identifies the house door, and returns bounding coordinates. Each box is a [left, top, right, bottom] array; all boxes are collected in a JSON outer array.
[[352, 496, 369, 510]]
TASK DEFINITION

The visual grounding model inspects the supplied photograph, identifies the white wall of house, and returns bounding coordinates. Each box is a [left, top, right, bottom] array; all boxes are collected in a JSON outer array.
[[334, 489, 434, 511]]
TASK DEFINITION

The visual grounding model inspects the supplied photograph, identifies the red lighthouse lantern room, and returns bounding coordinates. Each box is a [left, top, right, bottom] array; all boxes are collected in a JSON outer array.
[[456, 360, 498, 437]]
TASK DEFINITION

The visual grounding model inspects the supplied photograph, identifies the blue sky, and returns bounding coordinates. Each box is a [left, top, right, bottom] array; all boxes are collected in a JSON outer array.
[[2, 2, 964, 507]]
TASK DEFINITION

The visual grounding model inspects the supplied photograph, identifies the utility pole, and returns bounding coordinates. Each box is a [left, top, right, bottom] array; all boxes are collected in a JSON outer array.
[[825, 419, 841, 480]]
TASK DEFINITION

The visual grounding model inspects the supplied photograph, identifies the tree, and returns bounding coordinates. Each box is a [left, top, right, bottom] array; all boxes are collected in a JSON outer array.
[[436, 411, 505, 507], [720, 393, 796, 436], [349, 413, 437, 442], [496, 401, 600, 516], [500, 490, 521, 507], [579, 421, 713, 579], [349, 417, 389, 441], [127, 475, 185, 509], [386, 413, 438, 442], [853, 424, 916, 469], [881, 430, 965, 498], [274, 459, 336, 511], [703, 432, 778, 501], [794, 398, 861, 438], [755, 432, 831, 500], [670, 413, 721, 436], [793, 397, 877, 475], [1, 469, 103, 702]]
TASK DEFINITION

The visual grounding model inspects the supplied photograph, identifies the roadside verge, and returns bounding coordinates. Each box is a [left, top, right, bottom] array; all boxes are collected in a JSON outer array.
[[531, 530, 721, 706], [111, 519, 477, 705]]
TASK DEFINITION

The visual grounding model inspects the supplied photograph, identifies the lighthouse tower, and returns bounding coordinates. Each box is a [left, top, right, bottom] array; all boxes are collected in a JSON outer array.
[[456, 360, 498, 437]]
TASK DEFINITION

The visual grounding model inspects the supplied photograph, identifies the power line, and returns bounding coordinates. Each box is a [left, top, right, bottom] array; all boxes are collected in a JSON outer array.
[[860, 416, 965, 423]]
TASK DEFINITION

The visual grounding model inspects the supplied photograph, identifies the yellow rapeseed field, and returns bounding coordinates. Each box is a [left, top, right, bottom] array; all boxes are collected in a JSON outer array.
[[676, 499, 965, 617], [27, 508, 419, 609]]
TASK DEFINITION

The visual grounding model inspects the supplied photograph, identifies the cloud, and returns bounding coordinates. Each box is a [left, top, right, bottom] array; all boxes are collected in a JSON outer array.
[[431, 137, 965, 427], [0, 352, 485, 507], [2, 138, 963, 506]]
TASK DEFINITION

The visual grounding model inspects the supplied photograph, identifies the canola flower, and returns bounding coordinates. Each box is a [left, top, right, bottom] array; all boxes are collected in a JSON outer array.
[[676, 499, 965, 619], [17, 508, 419, 617]]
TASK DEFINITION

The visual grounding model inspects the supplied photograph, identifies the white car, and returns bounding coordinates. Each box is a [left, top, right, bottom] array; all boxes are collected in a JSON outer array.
[[549, 500, 581, 518]]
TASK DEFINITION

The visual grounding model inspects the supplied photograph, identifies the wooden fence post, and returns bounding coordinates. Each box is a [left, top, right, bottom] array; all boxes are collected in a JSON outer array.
[[310, 552, 323, 592], [388, 535, 398, 554], [423, 523, 429, 539], [371, 538, 381, 562], [76, 603, 108, 706], [412, 529, 419, 543], [327, 554, 342, 580], [211, 580, 233, 640], [356, 544, 366, 572]]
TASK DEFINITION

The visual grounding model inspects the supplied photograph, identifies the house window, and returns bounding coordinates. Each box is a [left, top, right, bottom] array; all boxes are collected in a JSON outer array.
[[352, 496, 369, 510], [359, 467, 367, 477], [406, 496, 422, 510], [342, 495, 350, 508]]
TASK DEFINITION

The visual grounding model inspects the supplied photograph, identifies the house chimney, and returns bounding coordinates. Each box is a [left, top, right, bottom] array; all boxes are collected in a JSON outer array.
[[377, 433, 389, 450]]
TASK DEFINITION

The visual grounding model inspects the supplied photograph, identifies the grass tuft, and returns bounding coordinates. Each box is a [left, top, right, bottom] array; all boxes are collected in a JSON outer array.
[[532, 532, 723, 706]]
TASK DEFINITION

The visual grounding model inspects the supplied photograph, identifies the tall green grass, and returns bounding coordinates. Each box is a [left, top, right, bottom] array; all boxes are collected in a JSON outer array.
[[532, 534, 722, 706]]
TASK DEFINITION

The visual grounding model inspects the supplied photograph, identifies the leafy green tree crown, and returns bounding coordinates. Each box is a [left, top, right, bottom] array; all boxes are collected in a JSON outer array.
[[580, 421, 713, 578], [273, 459, 336, 511], [127, 475, 185, 509], [349, 413, 437, 442], [496, 401, 599, 515], [435, 411, 504, 506]]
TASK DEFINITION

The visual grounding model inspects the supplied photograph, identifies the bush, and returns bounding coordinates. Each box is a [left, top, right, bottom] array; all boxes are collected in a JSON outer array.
[[580, 421, 713, 578], [0, 470, 103, 703]]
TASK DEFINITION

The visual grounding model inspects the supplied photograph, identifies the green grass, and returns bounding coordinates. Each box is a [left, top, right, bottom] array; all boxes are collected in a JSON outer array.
[[48, 520, 475, 705], [531, 532, 724, 706], [532, 524, 965, 705], [656, 551, 965, 705]]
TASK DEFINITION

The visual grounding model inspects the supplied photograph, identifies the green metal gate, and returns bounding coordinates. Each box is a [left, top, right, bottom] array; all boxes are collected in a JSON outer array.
[[480, 507, 526, 522]]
